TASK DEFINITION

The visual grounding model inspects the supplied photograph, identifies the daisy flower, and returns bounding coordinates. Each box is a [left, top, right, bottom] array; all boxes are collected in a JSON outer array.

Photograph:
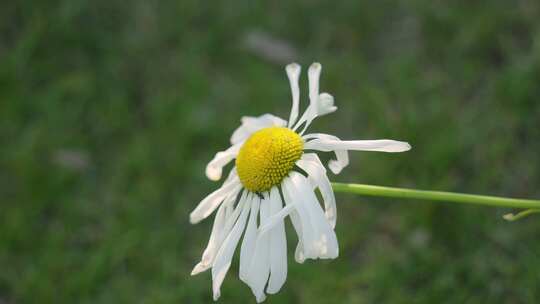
[[190, 62, 411, 302]]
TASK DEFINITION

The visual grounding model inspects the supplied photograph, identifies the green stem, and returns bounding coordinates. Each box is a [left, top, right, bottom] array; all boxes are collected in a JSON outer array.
[[331, 183, 540, 209], [503, 209, 540, 221]]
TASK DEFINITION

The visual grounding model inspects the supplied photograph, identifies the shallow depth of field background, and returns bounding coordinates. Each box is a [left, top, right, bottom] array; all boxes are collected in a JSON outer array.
[[2, 1, 540, 303]]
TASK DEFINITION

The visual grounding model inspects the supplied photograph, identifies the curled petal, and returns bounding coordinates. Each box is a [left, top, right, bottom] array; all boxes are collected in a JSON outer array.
[[316, 93, 337, 116], [292, 63, 338, 134], [206, 144, 243, 181], [303, 133, 349, 174]]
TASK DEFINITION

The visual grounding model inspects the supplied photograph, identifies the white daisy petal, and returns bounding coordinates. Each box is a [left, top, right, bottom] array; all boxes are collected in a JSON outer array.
[[223, 178, 239, 220], [289, 172, 339, 259], [267, 187, 288, 294], [191, 188, 241, 275], [239, 194, 260, 282], [280, 181, 305, 262], [206, 143, 243, 181], [297, 153, 337, 228], [292, 63, 338, 133], [327, 151, 349, 174], [295, 93, 338, 135], [191, 201, 227, 276], [286, 63, 301, 128], [283, 176, 317, 261], [231, 114, 287, 145], [211, 193, 251, 301], [189, 172, 242, 224], [222, 191, 248, 232], [303, 133, 350, 174], [308, 62, 321, 106], [251, 199, 297, 262], [246, 193, 272, 303], [305, 137, 411, 153]]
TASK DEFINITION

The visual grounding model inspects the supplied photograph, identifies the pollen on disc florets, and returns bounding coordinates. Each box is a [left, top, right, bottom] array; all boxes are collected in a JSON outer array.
[[236, 127, 304, 193]]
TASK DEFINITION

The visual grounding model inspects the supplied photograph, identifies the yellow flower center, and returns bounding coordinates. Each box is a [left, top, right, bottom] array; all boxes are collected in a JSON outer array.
[[236, 127, 304, 192]]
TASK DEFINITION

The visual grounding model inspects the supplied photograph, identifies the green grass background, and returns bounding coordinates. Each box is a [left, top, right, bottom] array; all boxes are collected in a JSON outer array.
[[1, 1, 540, 303]]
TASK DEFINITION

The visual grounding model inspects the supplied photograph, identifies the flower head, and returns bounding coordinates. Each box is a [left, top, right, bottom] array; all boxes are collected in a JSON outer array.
[[236, 127, 304, 192], [190, 62, 411, 302]]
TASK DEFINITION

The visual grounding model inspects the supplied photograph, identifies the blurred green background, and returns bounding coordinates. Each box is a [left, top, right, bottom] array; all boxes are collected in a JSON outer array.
[[1, 1, 540, 303]]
